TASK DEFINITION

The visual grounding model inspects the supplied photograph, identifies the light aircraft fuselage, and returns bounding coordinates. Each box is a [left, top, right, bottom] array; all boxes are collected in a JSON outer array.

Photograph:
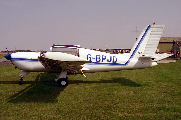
[[8, 51, 157, 73]]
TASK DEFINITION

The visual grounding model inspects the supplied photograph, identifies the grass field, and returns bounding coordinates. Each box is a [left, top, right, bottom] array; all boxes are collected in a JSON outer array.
[[0, 53, 6, 59], [0, 61, 181, 119]]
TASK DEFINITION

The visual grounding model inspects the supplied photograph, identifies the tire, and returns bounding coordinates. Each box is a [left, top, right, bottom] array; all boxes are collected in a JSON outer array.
[[19, 79, 23, 85], [57, 78, 69, 87]]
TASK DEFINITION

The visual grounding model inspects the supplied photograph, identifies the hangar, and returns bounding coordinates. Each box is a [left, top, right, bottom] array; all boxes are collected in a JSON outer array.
[[157, 37, 181, 59]]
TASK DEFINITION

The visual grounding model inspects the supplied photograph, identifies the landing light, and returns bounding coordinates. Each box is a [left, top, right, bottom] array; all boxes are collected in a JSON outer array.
[[151, 62, 157, 67]]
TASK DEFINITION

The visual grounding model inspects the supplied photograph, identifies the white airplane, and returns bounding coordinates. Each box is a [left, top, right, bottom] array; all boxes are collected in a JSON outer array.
[[4, 24, 172, 87]]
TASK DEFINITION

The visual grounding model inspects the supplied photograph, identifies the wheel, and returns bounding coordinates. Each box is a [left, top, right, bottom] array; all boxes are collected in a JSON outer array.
[[57, 78, 69, 87], [19, 78, 23, 85]]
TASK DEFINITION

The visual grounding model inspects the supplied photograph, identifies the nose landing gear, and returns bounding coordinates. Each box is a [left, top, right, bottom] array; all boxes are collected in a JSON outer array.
[[19, 77, 23, 85], [18, 71, 29, 85]]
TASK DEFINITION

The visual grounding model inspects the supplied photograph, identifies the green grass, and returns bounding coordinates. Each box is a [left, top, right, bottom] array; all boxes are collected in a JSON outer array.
[[0, 53, 6, 59], [0, 61, 181, 119]]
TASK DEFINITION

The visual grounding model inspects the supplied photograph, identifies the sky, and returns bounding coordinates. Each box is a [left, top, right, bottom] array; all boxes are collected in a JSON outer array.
[[0, 0, 181, 51]]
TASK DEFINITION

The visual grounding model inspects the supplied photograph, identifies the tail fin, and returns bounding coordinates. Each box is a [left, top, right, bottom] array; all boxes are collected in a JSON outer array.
[[130, 24, 165, 59]]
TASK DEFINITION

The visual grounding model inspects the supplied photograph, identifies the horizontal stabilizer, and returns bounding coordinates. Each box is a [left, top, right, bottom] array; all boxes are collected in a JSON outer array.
[[139, 56, 152, 60], [152, 53, 173, 61]]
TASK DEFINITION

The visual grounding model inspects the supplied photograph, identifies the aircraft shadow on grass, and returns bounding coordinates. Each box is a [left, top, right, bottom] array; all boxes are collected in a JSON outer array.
[[0, 73, 141, 103], [71, 78, 141, 87]]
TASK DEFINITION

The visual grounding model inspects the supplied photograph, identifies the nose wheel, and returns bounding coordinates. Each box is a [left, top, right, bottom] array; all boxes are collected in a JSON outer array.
[[19, 77, 23, 85]]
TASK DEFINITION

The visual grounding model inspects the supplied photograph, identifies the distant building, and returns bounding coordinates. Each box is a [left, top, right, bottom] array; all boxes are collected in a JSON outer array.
[[157, 37, 181, 59], [112, 49, 131, 54]]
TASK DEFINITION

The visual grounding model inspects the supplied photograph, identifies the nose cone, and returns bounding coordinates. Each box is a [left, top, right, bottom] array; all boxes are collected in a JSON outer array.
[[4, 54, 11, 60]]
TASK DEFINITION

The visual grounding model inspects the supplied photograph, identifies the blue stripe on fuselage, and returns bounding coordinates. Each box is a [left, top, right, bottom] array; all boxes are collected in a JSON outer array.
[[86, 25, 151, 66], [11, 58, 39, 62]]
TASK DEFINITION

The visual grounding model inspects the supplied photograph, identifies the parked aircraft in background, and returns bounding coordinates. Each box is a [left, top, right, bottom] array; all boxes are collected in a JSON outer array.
[[4, 24, 172, 87]]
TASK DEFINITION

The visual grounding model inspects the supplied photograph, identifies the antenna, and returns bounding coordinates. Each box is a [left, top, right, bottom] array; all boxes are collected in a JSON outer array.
[[132, 22, 141, 41]]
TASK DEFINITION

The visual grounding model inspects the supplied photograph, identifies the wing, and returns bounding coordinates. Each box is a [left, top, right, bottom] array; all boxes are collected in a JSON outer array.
[[38, 52, 91, 73]]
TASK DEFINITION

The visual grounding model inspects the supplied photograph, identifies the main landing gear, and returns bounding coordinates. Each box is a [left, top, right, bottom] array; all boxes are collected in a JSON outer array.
[[55, 71, 69, 87], [57, 77, 69, 87]]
